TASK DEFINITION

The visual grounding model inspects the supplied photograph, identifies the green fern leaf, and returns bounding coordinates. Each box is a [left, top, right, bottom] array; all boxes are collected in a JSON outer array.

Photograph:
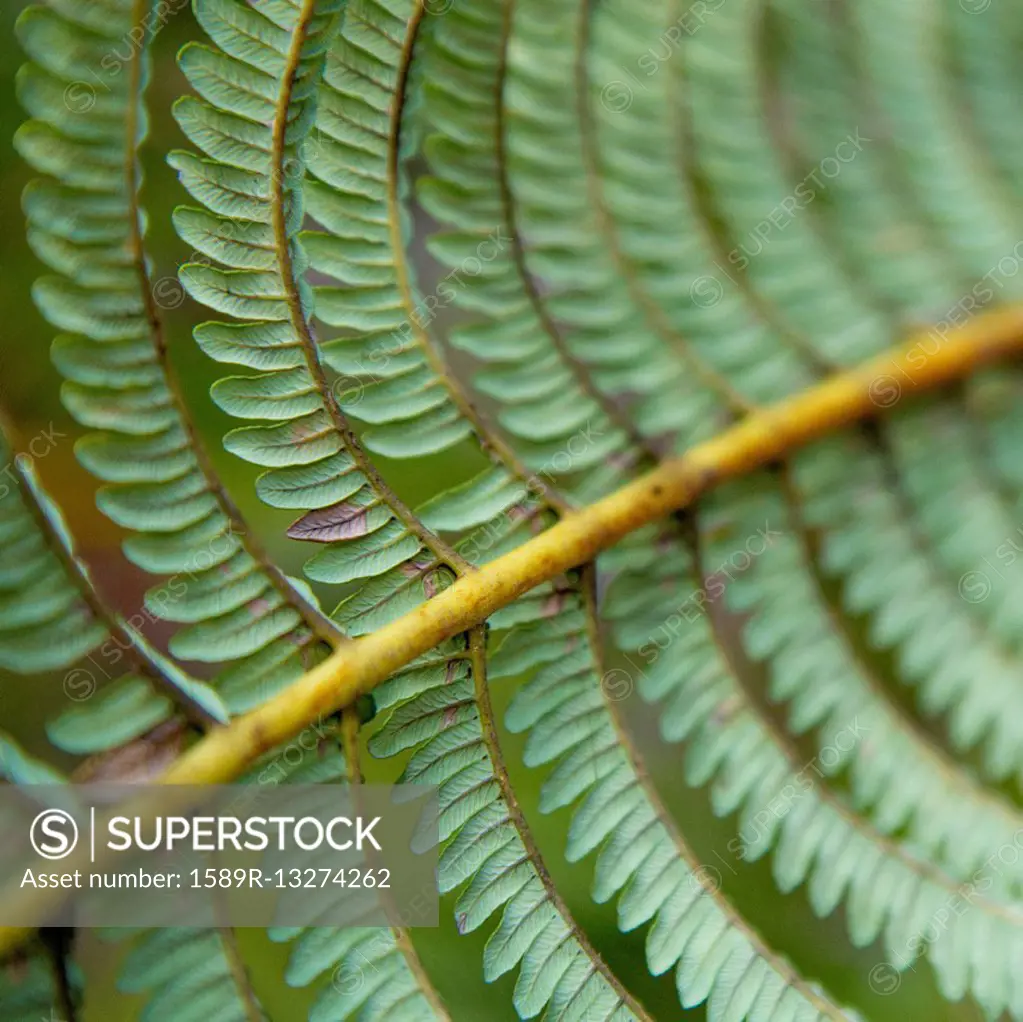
[[15, 0, 340, 721], [174, 1, 664, 1016], [7, 1, 1023, 1020], [0, 429, 228, 748], [116, 928, 266, 1022], [173, 0, 468, 643], [497, 578, 864, 1022], [413, 1, 1023, 1018], [604, 487, 1023, 1019]]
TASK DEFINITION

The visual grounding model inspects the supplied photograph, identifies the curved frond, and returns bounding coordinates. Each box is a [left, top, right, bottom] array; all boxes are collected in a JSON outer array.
[[173, 0, 472, 640], [499, 573, 863, 1022], [416, 2, 1023, 1016], [753, 0, 1023, 784], [703, 469, 1023, 893], [0, 427, 227, 750], [272, 712, 450, 1022], [15, 0, 340, 720], [115, 928, 265, 1022], [582, 0, 1023, 794], [417, 0, 721, 495], [6, 0, 1023, 1020], [848, 0, 1023, 286], [173, 1, 648, 1017], [605, 508, 1023, 1021]]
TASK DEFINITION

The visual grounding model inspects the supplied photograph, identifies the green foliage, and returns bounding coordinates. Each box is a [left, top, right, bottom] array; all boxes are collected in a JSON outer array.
[[16, 0, 340, 724], [0, 939, 81, 1022], [0, 434, 225, 752], [5, 0, 1023, 1020]]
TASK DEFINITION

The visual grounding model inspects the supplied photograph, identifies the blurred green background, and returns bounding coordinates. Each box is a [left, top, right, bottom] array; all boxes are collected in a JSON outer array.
[[0, 2, 985, 1019]]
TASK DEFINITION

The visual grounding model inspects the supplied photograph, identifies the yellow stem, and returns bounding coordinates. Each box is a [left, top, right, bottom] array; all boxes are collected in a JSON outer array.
[[156, 304, 1023, 787], [1, 305, 1022, 957]]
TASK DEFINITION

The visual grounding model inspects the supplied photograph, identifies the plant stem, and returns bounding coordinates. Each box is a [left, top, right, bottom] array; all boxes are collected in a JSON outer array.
[[0, 304, 1021, 958], [154, 304, 1023, 787]]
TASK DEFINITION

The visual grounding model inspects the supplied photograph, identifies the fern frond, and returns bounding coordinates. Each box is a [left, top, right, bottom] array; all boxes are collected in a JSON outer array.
[[604, 505, 1023, 1021], [769, 0, 956, 321], [173, 0, 473, 642], [412, 9, 874, 1015], [15, 0, 340, 719], [777, 453, 1023, 882], [729, 0, 1023, 786], [848, 0, 1023, 286], [498, 572, 863, 1022], [580, 0, 1023, 798], [173, 1, 652, 1017], [282, 923, 444, 1022], [774, 0, 1023, 543], [0, 439, 102, 677], [116, 928, 265, 1022], [367, 625, 650, 1021], [774, 0, 1023, 540], [417, 0, 722, 497], [113, 701, 358, 1021], [680, 0, 887, 365], [415, 1, 1023, 1014], [0, 428, 228, 750], [273, 712, 450, 1022], [0, 453, 213, 1020], [701, 468, 1023, 888], [947, 0, 1023, 209], [571, 0, 1023, 935], [8, 0, 1023, 1018], [446, 0, 1023, 973]]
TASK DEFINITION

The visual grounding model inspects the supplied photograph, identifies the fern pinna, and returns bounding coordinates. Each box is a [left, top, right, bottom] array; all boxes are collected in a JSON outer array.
[[3, 0, 1023, 1020]]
